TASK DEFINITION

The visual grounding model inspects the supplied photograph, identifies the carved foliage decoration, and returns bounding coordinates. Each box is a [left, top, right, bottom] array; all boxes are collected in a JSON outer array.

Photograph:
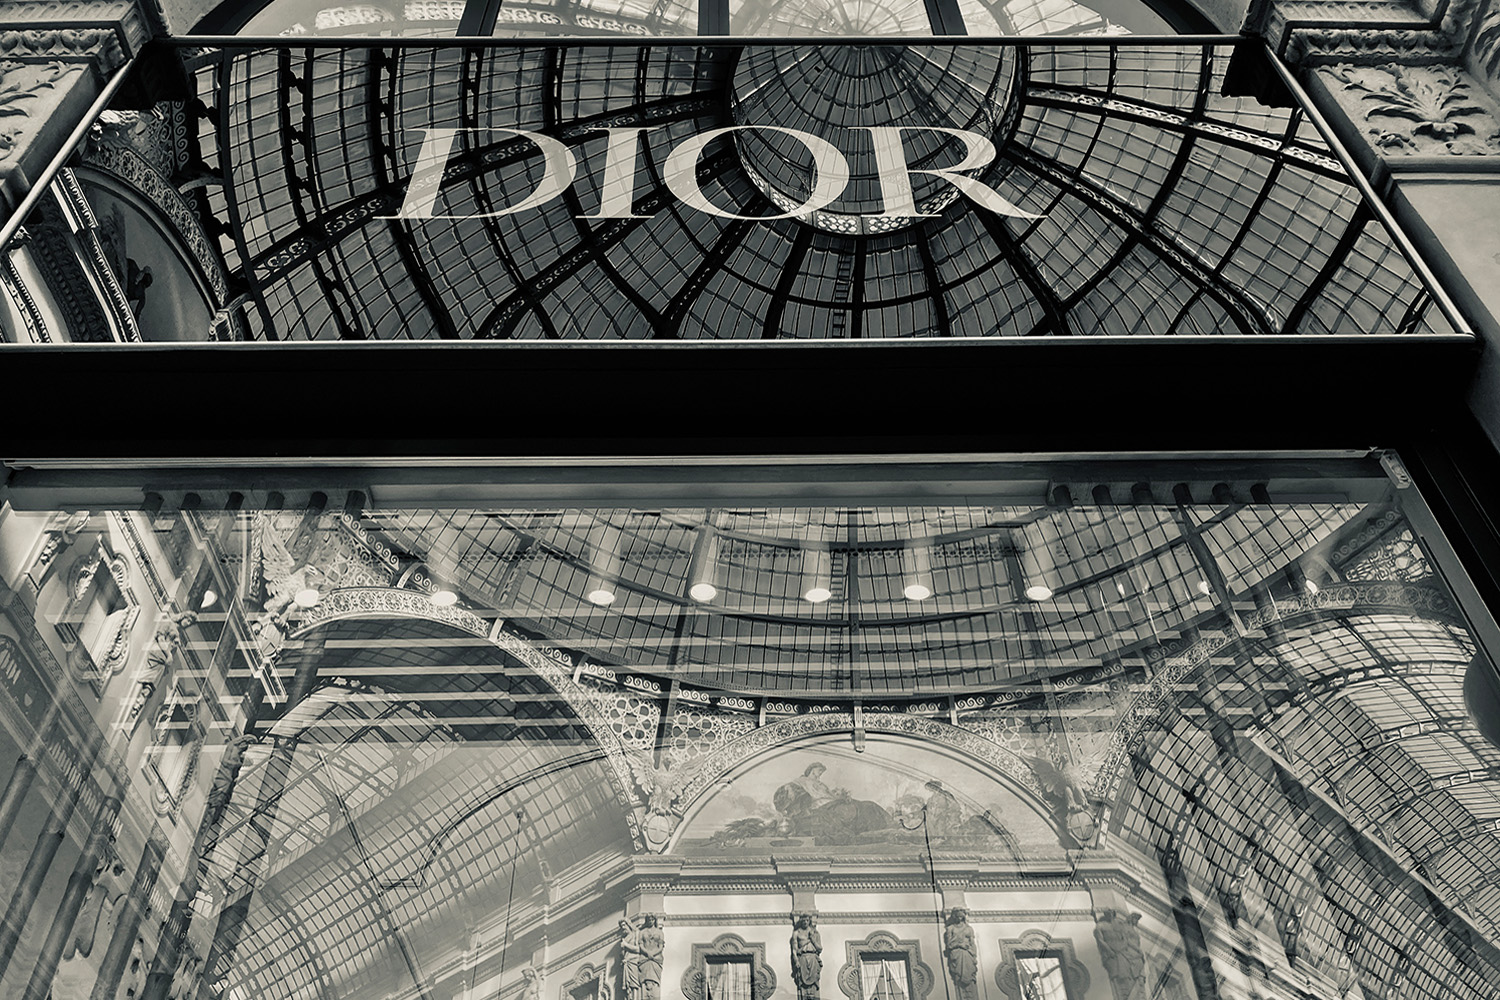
[[681, 934, 777, 1000], [837, 931, 935, 1000], [1333, 63, 1500, 153], [1477, 2, 1500, 83], [0, 59, 71, 160], [993, 930, 1090, 1000]]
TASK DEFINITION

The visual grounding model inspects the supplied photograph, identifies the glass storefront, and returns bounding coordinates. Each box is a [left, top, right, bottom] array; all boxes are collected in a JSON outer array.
[[1, 456, 1498, 1000]]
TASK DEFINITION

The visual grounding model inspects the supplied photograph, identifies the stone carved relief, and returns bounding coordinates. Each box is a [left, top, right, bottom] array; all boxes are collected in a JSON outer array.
[[1092, 910, 1147, 1000], [789, 914, 822, 1000], [943, 910, 979, 1000], [0, 59, 70, 160], [680, 933, 778, 1000], [626, 753, 695, 852], [562, 963, 607, 1000], [1475, 3, 1500, 83], [619, 915, 664, 1000], [993, 929, 1090, 1000], [1332, 63, 1500, 153]]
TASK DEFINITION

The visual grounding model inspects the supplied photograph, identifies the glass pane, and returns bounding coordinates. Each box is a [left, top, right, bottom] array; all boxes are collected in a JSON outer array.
[[0, 457, 1497, 1000], [5, 41, 1452, 342]]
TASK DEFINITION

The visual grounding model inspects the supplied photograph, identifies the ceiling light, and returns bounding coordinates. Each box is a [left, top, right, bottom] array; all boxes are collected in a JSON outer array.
[[1305, 579, 1319, 595], [687, 525, 719, 603], [430, 589, 458, 607], [586, 521, 623, 609], [293, 588, 321, 608], [1018, 523, 1059, 603], [200, 589, 218, 610], [901, 541, 934, 601], [801, 545, 833, 604], [1197, 580, 1212, 596]]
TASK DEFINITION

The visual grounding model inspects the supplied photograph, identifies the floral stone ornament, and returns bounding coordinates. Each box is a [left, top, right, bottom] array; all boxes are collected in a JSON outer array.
[[1330, 64, 1500, 154]]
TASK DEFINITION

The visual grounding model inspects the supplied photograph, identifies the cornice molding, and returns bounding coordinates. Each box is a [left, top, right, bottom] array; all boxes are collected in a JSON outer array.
[[1258, 0, 1485, 66], [0, 0, 157, 73]]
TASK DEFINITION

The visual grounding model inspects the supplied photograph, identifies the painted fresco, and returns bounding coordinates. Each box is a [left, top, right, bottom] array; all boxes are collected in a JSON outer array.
[[673, 736, 1060, 855]]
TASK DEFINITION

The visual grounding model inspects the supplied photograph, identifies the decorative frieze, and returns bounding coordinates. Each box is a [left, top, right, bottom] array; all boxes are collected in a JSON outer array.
[[1326, 62, 1500, 154]]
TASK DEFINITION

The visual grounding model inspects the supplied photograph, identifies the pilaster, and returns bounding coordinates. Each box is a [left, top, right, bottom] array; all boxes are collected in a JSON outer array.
[[0, 0, 157, 216]]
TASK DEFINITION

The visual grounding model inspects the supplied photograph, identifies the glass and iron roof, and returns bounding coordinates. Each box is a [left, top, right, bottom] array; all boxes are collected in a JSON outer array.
[[5, 36, 1462, 343]]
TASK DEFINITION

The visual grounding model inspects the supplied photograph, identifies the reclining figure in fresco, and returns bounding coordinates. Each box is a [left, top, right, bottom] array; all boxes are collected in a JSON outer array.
[[773, 763, 890, 841]]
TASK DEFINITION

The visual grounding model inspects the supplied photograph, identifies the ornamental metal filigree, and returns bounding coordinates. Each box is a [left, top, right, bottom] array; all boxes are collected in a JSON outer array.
[[681, 934, 777, 1000]]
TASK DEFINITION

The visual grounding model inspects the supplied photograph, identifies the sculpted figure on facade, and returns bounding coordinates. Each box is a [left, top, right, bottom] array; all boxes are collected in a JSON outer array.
[[1276, 904, 1303, 967], [1024, 754, 1098, 845], [640, 915, 664, 1000], [626, 754, 691, 852], [621, 918, 644, 1000], [1093, 909, 1147, 1000], [943, 909, 978, 1000], [67, 845, 125, 961], [520, 967, 543, 1000], [125, 610, 196, 730], [790, 912, 823, 1000]]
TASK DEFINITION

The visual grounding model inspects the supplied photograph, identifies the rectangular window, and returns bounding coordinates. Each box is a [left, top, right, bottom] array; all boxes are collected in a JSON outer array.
[[706, 957, 752, 1000], [1014, 953, 1068, 1000], [860, 957, 911, 1000]]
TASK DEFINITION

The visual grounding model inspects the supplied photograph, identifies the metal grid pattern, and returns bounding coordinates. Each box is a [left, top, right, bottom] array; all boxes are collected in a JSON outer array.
[[362, 500, 1356, 695], [211, 617, 631, 1000], [151, 41, 1454, 340]]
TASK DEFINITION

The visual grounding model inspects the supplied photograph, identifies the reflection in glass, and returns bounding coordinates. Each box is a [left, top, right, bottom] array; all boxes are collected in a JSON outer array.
[[1, 463, 1499, 1000]]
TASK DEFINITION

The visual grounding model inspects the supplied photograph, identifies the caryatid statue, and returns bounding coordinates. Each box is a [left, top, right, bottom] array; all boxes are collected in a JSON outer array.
[[620, 919, 644, 1000], [640, 915, 665, 1000], [790, 912, 823, 1000], [944, 909, 979, 1000], [1093, 909, 1147, 1000]]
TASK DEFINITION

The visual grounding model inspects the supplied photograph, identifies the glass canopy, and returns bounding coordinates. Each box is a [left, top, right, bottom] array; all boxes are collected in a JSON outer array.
[[1, 457, 1498, 1000], [0, 40, 1462, 342]]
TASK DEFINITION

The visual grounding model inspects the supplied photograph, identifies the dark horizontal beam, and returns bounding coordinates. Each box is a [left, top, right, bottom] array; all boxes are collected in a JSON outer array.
[[0, 335, 1479, 467]]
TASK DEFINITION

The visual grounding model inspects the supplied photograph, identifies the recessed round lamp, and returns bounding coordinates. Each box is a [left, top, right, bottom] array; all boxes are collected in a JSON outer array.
[[1024, 584, 1053, 602], [586, 521, 624, 609], [901, 542, 934, 601], [687, 525, 720, 603], [200, 589, 218, 610], [430, 589, 458, 607], [293, 588, 321, 609], [801, 544, 833, 604], [1017, 524, 1059, 603]]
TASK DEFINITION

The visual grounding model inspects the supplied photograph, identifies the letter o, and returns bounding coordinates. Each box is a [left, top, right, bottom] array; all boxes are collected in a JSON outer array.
[[662, 126, 851, 221]]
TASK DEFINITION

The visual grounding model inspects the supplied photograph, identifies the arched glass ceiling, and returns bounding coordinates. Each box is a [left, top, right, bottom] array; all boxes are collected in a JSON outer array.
[[213, 0, 1188, 40], [134, 40, 1451, 341]]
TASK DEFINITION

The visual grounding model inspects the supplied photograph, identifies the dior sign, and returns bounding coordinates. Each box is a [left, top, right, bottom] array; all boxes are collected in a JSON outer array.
[[386, 125, 1042, 221]]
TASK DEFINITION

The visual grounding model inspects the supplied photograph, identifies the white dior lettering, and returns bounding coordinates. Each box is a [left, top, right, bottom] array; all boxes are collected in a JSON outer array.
[[390, 126, 1040, 221], [386, 127, 577, 220], [862, 126, 1042, 220], [663, 126, 851, 221]]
